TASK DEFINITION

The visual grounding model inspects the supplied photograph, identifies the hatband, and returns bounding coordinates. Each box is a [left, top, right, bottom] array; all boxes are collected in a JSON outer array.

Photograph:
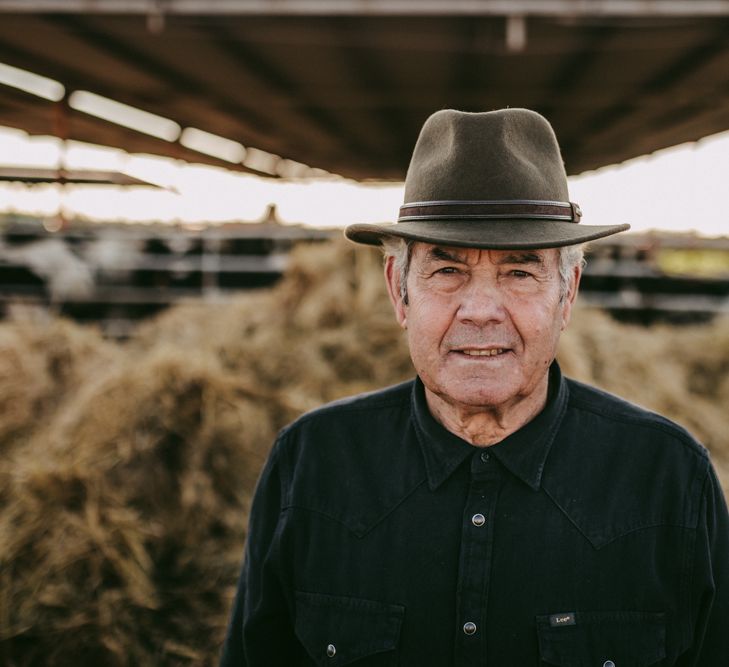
[[399, 200, 582, 223]]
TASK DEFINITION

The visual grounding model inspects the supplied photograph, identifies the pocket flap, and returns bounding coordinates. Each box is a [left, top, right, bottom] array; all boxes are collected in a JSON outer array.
[[295, 591, 404, 666], [536, 611, 666, 667]]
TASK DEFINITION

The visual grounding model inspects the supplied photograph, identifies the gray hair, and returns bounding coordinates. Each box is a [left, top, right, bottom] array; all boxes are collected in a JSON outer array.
[[382, 237, 584, 305], [557, 243, 586, 299], [382, 237, 416, 304]]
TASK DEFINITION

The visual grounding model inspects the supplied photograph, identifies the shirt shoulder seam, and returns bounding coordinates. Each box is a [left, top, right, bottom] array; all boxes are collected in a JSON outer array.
[[568, 394, 709, 462]]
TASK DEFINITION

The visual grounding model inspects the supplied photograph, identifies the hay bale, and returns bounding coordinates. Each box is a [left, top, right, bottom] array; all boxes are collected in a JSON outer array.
[[0, 317, 116, 450], [1, 238, 728, 666], [134, 240, 413, 412], [2, 349, 273, 666]]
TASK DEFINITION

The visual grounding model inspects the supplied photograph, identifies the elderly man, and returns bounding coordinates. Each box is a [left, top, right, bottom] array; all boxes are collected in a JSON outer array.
[[220, 109, 729, 665]]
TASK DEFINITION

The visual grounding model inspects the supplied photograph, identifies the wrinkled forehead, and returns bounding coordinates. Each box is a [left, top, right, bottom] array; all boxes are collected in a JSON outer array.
[[411, 242, 560, 268]]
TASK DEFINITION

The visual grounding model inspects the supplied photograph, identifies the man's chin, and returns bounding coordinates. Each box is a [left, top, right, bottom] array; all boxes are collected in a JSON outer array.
[[432, 382, 522, 412]]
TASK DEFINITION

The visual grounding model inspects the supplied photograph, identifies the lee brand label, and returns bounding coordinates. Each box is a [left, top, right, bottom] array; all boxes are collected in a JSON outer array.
[[549, 612, 576, 627]]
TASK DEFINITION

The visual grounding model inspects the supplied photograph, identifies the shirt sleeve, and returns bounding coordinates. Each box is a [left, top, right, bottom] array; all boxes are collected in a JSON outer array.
[[218, 436, 303, 667], [683, 461, 729, 665]]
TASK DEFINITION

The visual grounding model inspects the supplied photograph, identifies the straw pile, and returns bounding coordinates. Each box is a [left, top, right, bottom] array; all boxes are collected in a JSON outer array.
[[1, 238, 727, 666]]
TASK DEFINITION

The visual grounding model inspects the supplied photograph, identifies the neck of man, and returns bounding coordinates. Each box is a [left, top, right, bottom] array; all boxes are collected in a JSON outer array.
[[423, 375, 550, 447]]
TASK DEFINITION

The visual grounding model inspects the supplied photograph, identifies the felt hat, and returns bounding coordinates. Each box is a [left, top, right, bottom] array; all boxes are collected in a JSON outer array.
[[345, 108, 629, 249]]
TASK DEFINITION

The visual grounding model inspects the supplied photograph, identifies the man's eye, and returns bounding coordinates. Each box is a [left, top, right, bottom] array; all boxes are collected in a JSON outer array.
[[510, 269, 532, 278], [435, 266, 460, 275]]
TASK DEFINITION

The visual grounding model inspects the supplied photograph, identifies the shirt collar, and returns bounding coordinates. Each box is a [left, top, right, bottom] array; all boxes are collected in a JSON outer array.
[[411, 362, 569, 491]]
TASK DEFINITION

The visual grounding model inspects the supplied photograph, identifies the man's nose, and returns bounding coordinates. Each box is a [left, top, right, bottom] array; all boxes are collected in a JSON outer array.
[[455, 278, 507, 326]]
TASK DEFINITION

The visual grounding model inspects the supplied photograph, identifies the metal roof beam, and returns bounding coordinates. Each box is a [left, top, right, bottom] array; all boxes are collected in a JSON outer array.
[[210, 22, 375, 168], [44, 14, 274, 134], [449, 19, 496, 110], [4, 1, 729, 17], [538, 25, 618, 125], [576, 21, 729, 143], [335, 17, 414, 167]]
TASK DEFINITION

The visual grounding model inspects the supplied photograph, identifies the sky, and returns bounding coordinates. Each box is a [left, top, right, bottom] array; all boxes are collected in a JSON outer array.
[[0, 122, 728, 238]]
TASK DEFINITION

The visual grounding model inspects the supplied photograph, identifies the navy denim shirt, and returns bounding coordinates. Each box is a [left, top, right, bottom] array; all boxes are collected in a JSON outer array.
[[220, 364, 729, 666]]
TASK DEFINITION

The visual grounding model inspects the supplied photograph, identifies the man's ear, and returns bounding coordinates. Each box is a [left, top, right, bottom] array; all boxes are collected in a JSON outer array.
[[384, 255, 407, 329], [560, 263, 582, 331]]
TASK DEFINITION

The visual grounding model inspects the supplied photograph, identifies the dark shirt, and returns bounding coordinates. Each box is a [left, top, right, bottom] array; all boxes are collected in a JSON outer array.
[[220, 364, 729, 666]]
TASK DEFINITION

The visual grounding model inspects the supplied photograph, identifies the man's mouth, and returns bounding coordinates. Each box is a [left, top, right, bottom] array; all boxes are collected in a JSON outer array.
[[458, 348, 507, 357]]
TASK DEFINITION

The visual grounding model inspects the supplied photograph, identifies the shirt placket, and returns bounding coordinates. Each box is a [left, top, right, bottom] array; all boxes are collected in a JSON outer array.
[[454, 449, 501, 666]]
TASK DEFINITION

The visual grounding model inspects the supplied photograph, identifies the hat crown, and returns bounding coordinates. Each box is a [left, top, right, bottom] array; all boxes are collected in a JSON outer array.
[[344, 106, 629, 249], [404, 108, 569, 203]]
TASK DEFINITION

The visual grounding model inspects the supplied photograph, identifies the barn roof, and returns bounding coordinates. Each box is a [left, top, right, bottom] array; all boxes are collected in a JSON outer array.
[[2, 1, 729, 179]]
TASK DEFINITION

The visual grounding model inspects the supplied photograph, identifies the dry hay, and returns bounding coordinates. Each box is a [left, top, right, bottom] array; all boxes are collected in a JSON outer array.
[[0, 317, 117, 451], [1, 348, 272, 666], [1, 238, 728, 666], [132, 239, 413, 415]]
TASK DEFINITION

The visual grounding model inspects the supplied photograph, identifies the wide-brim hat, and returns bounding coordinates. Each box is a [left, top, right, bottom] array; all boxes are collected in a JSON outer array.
[[345, 108, 629, 249]]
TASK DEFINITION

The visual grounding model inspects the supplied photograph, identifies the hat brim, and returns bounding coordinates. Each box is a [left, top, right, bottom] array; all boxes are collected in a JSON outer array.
[[345, 219, 630, 250]]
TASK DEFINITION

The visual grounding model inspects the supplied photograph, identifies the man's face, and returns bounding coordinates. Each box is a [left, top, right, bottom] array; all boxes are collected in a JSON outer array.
[[385, 243, 580, 416]]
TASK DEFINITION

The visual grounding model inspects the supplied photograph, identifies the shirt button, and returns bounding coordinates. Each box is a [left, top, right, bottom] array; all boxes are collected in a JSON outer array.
[[463, 621, 477, 635], [480, 451, 490, 463], [603, 662, 615, 667], [471, 513, 486, 527], [326, 644, 336, 658]]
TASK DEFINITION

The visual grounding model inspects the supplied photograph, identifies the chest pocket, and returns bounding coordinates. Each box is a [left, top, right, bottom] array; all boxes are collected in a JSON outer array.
[[294, 591, 405, 667], [536, 611, 666, 667]]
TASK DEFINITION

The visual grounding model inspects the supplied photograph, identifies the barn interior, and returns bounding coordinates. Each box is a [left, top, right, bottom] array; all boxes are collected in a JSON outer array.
[[2, 5, 729, 667]]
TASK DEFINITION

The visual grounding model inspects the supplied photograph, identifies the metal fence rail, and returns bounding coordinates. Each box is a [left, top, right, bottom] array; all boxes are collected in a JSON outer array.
[[2, 217, 728, 335]]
